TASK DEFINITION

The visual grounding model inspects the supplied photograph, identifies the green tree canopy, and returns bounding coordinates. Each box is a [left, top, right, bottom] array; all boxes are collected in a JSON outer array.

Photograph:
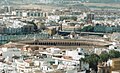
[[81, 54, 99, 71], [81, 25, 94, 32], [109, 50, 120, 58], [80, 50, 120, 71], [99, 52, 109, 62]]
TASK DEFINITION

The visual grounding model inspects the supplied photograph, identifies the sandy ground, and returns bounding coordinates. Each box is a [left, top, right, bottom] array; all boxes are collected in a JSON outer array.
[[9, 4, 65, 12], [82, 3, 120, 8]]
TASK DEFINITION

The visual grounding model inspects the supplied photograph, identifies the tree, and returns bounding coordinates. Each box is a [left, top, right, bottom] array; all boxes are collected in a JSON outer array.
[[80, 50, 120, 72], [99, 52, 109, 62], [60, 16, 77, 21], [81, 54, 99, 72], [109, 50, 120, 58], [99, 50, 120, 62], [81, 25, 94, 32], [71, 16, 77, 21]]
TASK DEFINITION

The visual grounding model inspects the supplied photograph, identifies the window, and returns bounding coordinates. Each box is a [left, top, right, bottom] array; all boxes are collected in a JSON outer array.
[[38, 13, 40, 16], [27, 13, 30, 16], [31, 13, 33, 16], [114, 47, 117, 49], [34, 13, 37, 16], [78, 52, 82, 55]]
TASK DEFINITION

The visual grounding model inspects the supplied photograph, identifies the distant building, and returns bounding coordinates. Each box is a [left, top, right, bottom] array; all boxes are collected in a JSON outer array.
[[0, 19, 35, 34], [12, 9, 47, 18], [47, 15, 60, 22], [86, 13, 95, 23], [3, 6, 13, 13], [37, 0, 81, 4], [65, 48, 85, 60], [15, 59, 34, 73], [0, 43, 21, 60], [94, 24, 120, 33]]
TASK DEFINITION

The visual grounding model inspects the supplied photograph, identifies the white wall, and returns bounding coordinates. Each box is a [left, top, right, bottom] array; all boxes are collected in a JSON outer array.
[[2, 48, 21, 59], [22, 12, 27, 17], [48, 15, 60, 21], [66, 48, 85, 60], [47, 47, 60, 54], [112, 71, 120, 73], [12, 11, 16, 15]]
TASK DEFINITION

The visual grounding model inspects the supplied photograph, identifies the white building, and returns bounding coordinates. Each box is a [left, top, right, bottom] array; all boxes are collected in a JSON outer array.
[[1, 47, 21, 60], [94, 48, 108, 55], [38, 0, 81, 4], [46, 47, 61, 54], [12, 9, 46, 18], [47, 15, 60, 22], [65, 48, 85, 60], [39, 61, 54, 72], [15, 59, 33, 73], [0, 18, 35, 34]]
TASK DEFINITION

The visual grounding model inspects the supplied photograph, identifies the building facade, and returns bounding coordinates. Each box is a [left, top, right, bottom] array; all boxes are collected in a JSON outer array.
[[12, 9, 47, 17]]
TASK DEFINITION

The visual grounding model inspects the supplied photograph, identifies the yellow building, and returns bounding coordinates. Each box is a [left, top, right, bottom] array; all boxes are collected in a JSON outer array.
[[111, 58, 120, 71], [46, 28, 57, 36], [98, 58, 120, 73]]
